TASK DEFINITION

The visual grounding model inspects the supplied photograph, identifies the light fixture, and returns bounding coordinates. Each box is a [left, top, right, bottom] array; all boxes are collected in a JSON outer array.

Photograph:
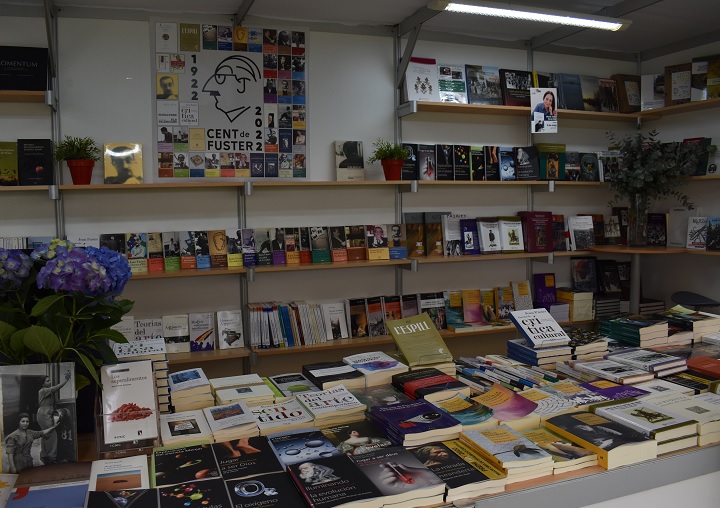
[[428, 1, 631, 31]]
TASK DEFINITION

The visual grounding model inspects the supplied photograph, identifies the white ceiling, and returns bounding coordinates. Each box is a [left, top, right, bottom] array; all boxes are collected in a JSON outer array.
[[3, 0, 720, 60]]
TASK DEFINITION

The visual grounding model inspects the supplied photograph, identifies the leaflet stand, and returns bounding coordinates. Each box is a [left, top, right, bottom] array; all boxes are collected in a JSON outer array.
[[94, 392, 160, 459]]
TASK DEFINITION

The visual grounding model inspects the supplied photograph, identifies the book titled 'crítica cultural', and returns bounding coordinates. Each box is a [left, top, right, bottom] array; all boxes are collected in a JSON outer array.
[[509, 308, 571, 349]]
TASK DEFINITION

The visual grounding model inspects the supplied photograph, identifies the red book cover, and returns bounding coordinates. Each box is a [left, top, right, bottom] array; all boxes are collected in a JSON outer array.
[[686, 357, 720, 379], [518, 211, 553, 252]]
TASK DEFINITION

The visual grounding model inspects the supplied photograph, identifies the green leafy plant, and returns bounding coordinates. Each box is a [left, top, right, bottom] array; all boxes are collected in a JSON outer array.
[[367, 138, 410, 163], [607, 130, 716, 209], [54, 135, 101, 162], [0, 239, 133, 390]]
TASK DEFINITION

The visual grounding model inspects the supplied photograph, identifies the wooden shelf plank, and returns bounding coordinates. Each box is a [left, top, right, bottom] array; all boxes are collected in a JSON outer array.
[[589, 245, 690, 255], [130, 266, 246, 280], [59, 182, 246, 191], [417, 252, 548, 263], [253, 259, 411, 272], [637, 97, 720, 118], [0, 185, 49, 192], [168, 347, 250, 365], [0, 90, 46, 103]]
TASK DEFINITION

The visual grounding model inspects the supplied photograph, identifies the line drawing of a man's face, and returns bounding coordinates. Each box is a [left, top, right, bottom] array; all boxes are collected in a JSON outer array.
[[202, 55, 261, 122]]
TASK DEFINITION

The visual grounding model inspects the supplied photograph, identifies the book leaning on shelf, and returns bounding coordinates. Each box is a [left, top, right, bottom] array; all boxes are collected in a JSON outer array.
[[386, 312, 454, 367]]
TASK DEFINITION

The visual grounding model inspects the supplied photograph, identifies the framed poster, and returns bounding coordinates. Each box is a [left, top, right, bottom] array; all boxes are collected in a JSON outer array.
[[153, 22, 307, 179]]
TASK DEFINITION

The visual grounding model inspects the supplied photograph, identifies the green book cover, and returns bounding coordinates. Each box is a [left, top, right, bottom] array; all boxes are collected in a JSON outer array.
[[0, 141, 18, 186], [386, 312, 453, 366]]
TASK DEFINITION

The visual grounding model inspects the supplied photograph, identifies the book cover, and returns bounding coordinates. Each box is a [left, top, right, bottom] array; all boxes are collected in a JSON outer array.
[[513, 146, 539, 181], [126, 232, 148, 274], [402, 143, 419, 180], [578, 152, 600, 181], [403, 212, 425, 257], [498, 216, 524, 253], [477, 217, 502, 254], [177, 231, 197, 270], [168, 367, 210, 395], [268, 428, 340, 466], [392, 367, 469, 401], [641, 73, 665, 110], [368, 398, 462, 444], [251, 398, 315, 435], [335, 140, 364, 181], [598, 77, 619, 112], [453, 144, 471, 180], [430, 392, 496, 430], [365, 296, 387, 337], [484, 145, 500, 180], [536, 143, 565, 180], [224, 229, 242, 268], [418, 143, 436, 180], [604, 348, 686, 372], [435, 143, 454, 180], [533, 273, 557, 306], [570, 359, 655, 384], [328, 226, 348, 262], [309, 226, 331, 263], [438, 63, 468, 103], [85, 488, 157, 507], [567, 216, 596, 251], [510, 280, 533, 311], [493, 286, 514, 320], [405, 56, 440, 102], [254, 228, 272, 265], [161, 232, 180, 271], [518, 211, 553, 253], [17, 139, 53, 186], [460, 424, 553, 470], [706, 216, 720, 251], [0, 142, 18, 186], [465, 65, 502, 105], [499, 68, 531, 106], [664, 62, 692, 106], [284, 227, 301, 264], [459, 218, 480, 255], [103, 143, 143, 184], [471, 384, 539, 424], [321, 420, 393, 456], [100, 361, 158, 445], [217, 310, 244, 349], [570, 256, 598, 293], [589, 398, 698, 441], [0, 46, 48, 90], [225, 471, 306, 507], [267, 373, 319, 398], [302, 361, 364, 390], [365, 224, 389, 260], [8, 483, 90, 508], [518, 426, 597, 469], [498, 146, 515, 181], [345, 297, 368, 338], [441, 214, 464, 256], [210, 435, 283, 480], [152, 444, 221, 487], [189, 312, 215, 352], [686, 216, 707, 249], [470, 145, 485, 180], [162, 314, 190, 353], [203, 400, 255, 433], [387, 224, 407, 259], [296, 385, 366, 420], [386, 313, 453, 366], [159, 409, 213, 444], [208, 229, 228, 268], [611, 74, 641, 113], [321, 302, 349, 341]]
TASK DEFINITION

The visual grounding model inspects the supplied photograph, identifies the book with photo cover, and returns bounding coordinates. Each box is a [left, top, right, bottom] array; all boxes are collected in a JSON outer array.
[[570, 256, 599, 293], [335, 140, 364, 181], [567, 215, 595, 251], [211, 435, 284, 480], [598, 77, 619, 112], [466, 64, 502, 105], [438, 63, 468, 104], [513, 146, 540, 181], [321, 420, 393, 456], [500, 68, 531, 106], [103, 143, 143, 184], [646, 213, 667, 246]]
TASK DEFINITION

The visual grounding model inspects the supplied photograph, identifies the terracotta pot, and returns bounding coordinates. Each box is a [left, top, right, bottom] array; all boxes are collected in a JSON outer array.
[[381, 159, 403, 181], [67, 159, 95, 185]]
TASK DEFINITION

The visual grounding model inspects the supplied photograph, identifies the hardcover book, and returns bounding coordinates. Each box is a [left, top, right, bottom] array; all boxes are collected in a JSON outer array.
[[598, 77, 619, 112], [466, 64, 502, 105], [405, 56, 440, 102], [518, 211, 553, 253], [664, 62, 692, 106], [100, 361, 158, 445], [567, 216, 595, 251], [611, 74, 641, 113], [646, 213, 667, 246], [499, 68, 531, 106], [17, 139, 53, 186]]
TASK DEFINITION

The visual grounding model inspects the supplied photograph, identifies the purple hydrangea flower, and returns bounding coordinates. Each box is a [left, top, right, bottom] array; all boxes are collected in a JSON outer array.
[[36, 248, 111, 295], [85, 246, 132, 294], [0, 248, 34, 293], [30, 239, 74, 262]]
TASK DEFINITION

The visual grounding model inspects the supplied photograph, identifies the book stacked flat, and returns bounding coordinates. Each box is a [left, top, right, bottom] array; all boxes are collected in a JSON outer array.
[[564, 327, 609, 360], [566, 358, 655, 384], [342, 350, 409, 387], [211, 374, 275, 407], [556, 288, 594, 322], [409, 439, 507, 501], [507, 308, 572, 367], [112, 337, 171, 414], [471, 384, 541, 431], [348, 384, 413, 409], [599, 315, 669, 348], [538, 379, 612, 410], [641, 391, 720, 445], [368, 398, 463, 446], [519, 426, 599, 473], [167, 368, 214, 412], [267, 428, 341, 468], [686, 356, 720, 379], [296, 384, 367, 426], [546, 302, 570, 322], [579, 379, 651, 401], [391, 367, 471, 403], [543, 411, 658, 470], [429, 391, 499, 431], [159, 409, 213, 446], [594, 295, 621, 319], [638, 297, 666, 315], [301, 360, 366, 390], [517, 387, 576, 422], [506, 338, 573, 367], [202, 400, 259, 442], [604, 347, 688, 378], [251, 398, 315, 436], [267, 372, 320, 399], [460, 425, 554, 483], [658, 306, 720, 343], [588, 397, 699, 454]]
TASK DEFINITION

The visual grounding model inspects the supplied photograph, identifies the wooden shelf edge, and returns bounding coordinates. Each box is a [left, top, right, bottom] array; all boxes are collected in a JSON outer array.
[[254, 259, 411, 272], [589, 245, 695, 255], [168, 347, 250, 364], [0, 185, 49, 192], [59, 182, 246, 191], [0, 90, 46, 103], [252, 336, 395, 355]]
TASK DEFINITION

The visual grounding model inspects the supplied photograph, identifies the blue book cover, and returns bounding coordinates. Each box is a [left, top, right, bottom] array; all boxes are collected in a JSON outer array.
[[250, 152, 265, 177], [459, 218, 480, 255], [368, 398, 461, 441]]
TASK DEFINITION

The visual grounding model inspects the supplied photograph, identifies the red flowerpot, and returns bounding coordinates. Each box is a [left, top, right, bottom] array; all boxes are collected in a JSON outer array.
[[67, 159, 95, 185], [381, 159, 403, 181]]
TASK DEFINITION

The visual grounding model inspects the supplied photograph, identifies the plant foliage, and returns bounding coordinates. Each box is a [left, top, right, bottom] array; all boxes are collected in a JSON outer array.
[[367, 138, 411, 163], [607, 130, 715, 209], [54, 135, 102, 162], [0, 240, 133, 390]]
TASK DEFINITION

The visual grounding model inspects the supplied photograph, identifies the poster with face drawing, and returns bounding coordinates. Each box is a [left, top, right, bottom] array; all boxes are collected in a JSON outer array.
[[153, 22, 307, 180]]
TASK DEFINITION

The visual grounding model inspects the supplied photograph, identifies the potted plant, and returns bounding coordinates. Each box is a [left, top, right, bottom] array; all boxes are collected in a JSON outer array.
[[606, 130, 715, 246], [367, 138, 410, 181], [0, 239, 133, 391], [54, 135, 101, 185]]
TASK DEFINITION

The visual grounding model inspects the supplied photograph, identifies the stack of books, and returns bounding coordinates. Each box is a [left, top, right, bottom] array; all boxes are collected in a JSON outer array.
[[599, 315, 669, 348], [295, 384, 367, 426], [659, 306, 720, 343], [429, 392, 499, 431], [641, 391, 720, 445], [588, 398, 699, 454], [168, 367, 214, 412], [368, 398, 463, 446], [471, 383, 540, 430], [460, 425, 554, 483], [594, 295, 621, 319], [210, 373, 275, 406], [158, 409, 213, 446], [301, 360, 366, 390], [267, 372, 320, 398], [342, 350, 409, 387], [517, 387, 576, 422], [638, 297, 666, 315], [556, 288, 594, 321], [507, 308, 572, 367], [391, 367, 471, 402], [386, 313, 455, 371], [112, 337, 171, 414], [519, 426, 599, 473], [251, 398, 315, 436], [604, 347, 688, 377], [563, 358, 655, 384], [202, 400, 259, 442], [579, 379, 651, 400], [538, 379, 611, 409], [564, 327, 610, 360]]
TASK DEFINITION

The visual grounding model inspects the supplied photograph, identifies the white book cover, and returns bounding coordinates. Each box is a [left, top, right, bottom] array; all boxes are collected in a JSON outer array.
[[100, 361, 159, 444], [321, 302, 349, 340], [667, 207, 699, 247], [342, 350, 408, 377], [498, 217, 524, 252], [189, 311, 215, 352], [88, 455, 149, 491], [405, 56, 440, 102], [203, 400, 256, 432], [268, 372, 319, 397], [509, 308, 571, 349], [441, 214, 465, 257], [215, 383, 275, 404], [112, 337, 167, 360], [209, 373, 264, 392], [134, 318, 164, 341], [686, 216, 708, 250], [518, 388, 575, 418], [159, 409, 212, 442], [65, 233, 100, 248], [572, 360, 653, 384], [477, 219, 502, 253], [642, 392, 720, 428], [162, 313, 190, 353], [295, 384, 366, 417], [438, 63, 468, 103], [567, 215, 596, 250], [217, 309, 244, 349], [592, 398, 697, 438], [168, 367, 210, 393], [251, 399, 314, 433]]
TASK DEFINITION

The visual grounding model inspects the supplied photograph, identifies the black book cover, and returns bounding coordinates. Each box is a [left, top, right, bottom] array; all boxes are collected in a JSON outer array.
[[153, 443, 221, 487], [418, 144, 436, 180], [17, 138, 53, 185], [499, 68, 531, 106], [453, 144, 471, 180], [470, 146, 485, 181], [321, 419, 394, 456], [226, 472, 306, 507], [287, 454, 382, 508], [513, 146, 539, 181], [301, 360, 364, 389], [86, 489, 158, 508], [158, 478, 232, 508], [402, 143, 418, 180], [408, 441, 495, 489], [484, 146, 500, 181], [579, 152, 600, 182], [211, 436, 284, 480], [0, 46, 48, 90], [435, 144, 454, 180]]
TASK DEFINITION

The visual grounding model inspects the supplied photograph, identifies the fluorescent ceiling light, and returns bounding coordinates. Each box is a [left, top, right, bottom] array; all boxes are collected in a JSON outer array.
[[428, 1, 631, 31]]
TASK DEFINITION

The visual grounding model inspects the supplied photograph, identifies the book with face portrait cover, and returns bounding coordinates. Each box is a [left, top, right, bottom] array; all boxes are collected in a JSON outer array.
[[103, 143, 143, 184]]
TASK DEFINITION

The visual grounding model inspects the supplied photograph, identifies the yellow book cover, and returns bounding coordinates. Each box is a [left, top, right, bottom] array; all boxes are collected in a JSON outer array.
[[179, 23, 201, 51], [188, 128, 205, 151], [104, 143, 143, 184]]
